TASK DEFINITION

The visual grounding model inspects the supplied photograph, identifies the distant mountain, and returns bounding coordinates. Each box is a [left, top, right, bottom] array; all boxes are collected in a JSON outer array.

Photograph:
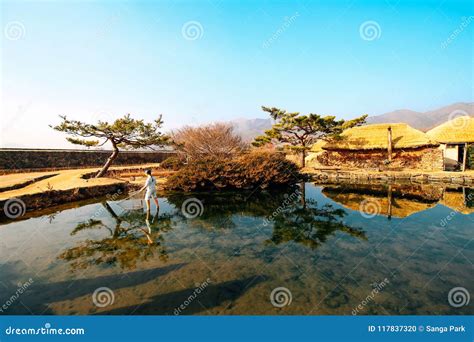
[[229, 118, 273, 142], [367, 102, 474, 131], [228, 102, 474, 141]]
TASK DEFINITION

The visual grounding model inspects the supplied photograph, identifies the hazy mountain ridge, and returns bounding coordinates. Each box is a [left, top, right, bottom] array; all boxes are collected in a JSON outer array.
[[367, 102, 474, 131], [230, 102, 474, 140], [229, 118, 273, 142]]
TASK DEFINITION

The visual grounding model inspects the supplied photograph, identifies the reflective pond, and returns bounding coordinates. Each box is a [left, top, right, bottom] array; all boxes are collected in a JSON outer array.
[[0, 182, 473, 315]]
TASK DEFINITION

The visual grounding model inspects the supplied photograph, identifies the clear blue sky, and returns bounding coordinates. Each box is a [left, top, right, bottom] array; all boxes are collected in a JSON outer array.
[[1, 0, 472, 148]]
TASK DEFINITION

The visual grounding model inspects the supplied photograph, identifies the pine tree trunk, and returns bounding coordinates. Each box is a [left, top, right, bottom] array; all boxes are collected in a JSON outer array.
[[301, 150, 306, 168], [95, 146, 119, 178]]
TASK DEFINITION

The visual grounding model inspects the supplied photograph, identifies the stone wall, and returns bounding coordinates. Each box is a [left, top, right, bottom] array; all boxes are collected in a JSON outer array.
[[0, 148, 175, 171], [316, 147, 443, 171]]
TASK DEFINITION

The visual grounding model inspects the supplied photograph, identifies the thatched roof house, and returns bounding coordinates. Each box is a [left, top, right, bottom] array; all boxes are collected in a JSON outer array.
[[426, 116, 474, 144], [321, 184, 473, 218], [310, 123, 442, 171], [323, 192, 437, 218], [426, 116, 474, 171], [321, 184, 439, 218], [324, 123, 437, 150]]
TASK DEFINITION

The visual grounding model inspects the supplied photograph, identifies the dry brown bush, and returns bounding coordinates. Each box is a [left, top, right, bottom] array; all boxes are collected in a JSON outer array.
[[172, 123, 247, 161], [165, 150, 301, 192], [160, 156, 185, 170]]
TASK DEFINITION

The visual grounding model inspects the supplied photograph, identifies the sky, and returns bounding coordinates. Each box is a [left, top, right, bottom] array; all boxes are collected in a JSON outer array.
[[1, 0, 473, 148]]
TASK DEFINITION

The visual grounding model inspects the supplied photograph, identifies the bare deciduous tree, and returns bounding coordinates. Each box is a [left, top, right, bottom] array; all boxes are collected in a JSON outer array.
[[172, 123, 247, 161]]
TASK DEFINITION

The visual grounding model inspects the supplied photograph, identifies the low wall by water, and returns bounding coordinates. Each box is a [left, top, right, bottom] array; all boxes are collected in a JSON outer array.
[[310, 170, 474, 185], [313, 147, 444, 171], [0, 148, 175, 172]]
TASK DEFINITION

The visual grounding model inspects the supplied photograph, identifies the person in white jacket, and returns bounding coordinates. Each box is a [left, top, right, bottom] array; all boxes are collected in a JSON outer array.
[[138, 169, 159, 213]]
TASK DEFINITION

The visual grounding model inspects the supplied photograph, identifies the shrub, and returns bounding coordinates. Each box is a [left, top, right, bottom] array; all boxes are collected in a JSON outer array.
[[160, 156, 185, 170], [165, 151, 301, 192], [172, 123, 247, 161]]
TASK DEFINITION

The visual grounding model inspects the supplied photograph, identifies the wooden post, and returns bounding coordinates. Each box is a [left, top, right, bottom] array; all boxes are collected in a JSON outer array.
[[462, 143, 468, 172], [442, 146, 446, 171], [387, 127, 392, 162], [387, 185, 392, 220]]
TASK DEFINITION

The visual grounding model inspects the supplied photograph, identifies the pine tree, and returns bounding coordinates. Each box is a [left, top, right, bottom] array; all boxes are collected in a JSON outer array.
[[51, 114, 169, 177], [253, 106, 367, 167]]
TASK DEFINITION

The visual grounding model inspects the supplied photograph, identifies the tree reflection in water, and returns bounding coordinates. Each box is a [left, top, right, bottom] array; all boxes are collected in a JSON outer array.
[[260, 183, 367, 249], [167, 184, 367, 250], [59, 185, 366, 271], [59, 202, 172, 271], [268, 197, 367, 249]]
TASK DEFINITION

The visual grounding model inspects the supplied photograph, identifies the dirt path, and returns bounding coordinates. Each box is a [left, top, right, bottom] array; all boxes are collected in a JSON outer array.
[[0, 164, 161, 201]]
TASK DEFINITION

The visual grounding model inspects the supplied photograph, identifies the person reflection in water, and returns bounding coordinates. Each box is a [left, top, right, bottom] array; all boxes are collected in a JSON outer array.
[[142, 204, 159, 245], [141, 218, 153, 245]]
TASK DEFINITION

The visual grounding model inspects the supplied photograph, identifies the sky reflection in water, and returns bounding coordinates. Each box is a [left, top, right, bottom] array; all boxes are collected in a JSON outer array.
[[0, 183, 472, 315]]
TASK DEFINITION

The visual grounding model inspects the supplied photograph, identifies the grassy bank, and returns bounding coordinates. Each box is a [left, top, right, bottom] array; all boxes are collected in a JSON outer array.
[[0, 164, 171, 217]]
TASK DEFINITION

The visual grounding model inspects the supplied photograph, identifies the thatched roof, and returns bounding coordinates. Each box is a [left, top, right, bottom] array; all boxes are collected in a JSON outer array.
[[440, 191, 474, 215], [310, 140, 326, 152], [321, 190, 436, 218], [320, 183, 443, 218], [426, 116, 474, 143], [323, 123, 438, 150]]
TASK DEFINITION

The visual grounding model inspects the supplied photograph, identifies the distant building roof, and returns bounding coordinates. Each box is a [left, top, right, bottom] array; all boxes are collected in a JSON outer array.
[[323, 123, 438, 150], [321, 187, 437, 218], [309, 140, 326, 152], [426, 116, 474, 144]]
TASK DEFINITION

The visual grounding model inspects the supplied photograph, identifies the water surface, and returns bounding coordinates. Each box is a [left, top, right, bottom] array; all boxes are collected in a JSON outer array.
[[0, 182, 472, 315]]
